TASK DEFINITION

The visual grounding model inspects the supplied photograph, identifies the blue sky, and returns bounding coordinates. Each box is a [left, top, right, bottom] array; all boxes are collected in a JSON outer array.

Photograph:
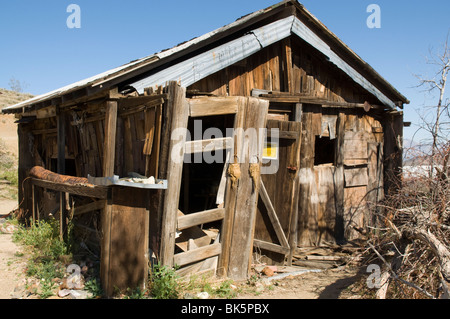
[[0, 1, 449, 142]]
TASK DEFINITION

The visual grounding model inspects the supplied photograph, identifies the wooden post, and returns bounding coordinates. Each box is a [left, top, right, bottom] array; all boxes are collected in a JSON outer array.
[[57, 108, 66, 175], [18, 124, 33, 220], [217, 99, 245, 278], [159, 83, 189, 268], [57, 108, 67, 240], [282, 37, 294, 93], [100, 99, 118, 297], [383, 111, 403, 196], [334, 111, 346, 243], [220, 97, 269, 280], [31, 183, 36, 223], [295, 103, 302, 123], [103, 100, 118, 177]]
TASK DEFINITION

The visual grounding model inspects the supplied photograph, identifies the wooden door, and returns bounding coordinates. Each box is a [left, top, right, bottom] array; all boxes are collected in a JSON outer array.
[[253, 119, 302, 265]]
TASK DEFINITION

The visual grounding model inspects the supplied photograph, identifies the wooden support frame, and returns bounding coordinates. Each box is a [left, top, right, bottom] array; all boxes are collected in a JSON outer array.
[[159, 83, 190, 267], [219, 97, 269, 280], [103, 100, 118, 177], [57, 108, 67, 239]]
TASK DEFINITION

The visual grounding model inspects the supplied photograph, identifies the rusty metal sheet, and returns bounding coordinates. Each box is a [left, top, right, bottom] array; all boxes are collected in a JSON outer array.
[[29, 166, 91, 186]]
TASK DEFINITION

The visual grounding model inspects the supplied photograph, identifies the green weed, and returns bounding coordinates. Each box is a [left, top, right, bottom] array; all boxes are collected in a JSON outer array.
[[149, 263, 180, 299], [12, 220, 71, 298]]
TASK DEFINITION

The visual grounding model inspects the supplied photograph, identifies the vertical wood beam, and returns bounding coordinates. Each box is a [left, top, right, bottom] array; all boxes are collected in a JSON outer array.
[[100, 99, 118, 297], [18, 124, 33, 218], [57, 108, 66, 175], [222, 97, 269, 280], [295, 103, 303, 123], [282, 37, 294, 93], [159, 82, 189, 267], [31, 183, 36, 223], [288, 121, 302, 265], [57, 108, 67, 240], [334, 111, 346, 243], [103, 100, 118, 177], [383, 111, 403, 196], [218, 99, 246, 277]]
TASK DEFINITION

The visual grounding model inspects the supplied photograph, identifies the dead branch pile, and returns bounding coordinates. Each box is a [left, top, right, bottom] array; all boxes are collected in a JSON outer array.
[[361, 148, 450, 299]]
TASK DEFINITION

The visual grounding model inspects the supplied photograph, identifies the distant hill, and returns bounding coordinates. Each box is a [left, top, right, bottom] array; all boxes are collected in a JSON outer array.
[[0, 88, 34, 110], [403, 138, 433, 166], [0, 88, 34, 157]]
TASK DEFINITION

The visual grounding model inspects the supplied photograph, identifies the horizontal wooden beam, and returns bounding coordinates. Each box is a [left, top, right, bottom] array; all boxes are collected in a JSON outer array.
[[253, 90, 384, 110], [253, 239, 290, 255], [118, 95, 166, 110], [260, 95, 384, 110], [22, 106, 56, 119], [73, 200, 106, 216], [173, 243, 222, 267], [189, 97, 239, 117], [32, 128, 57, 135], [184, 137, 233, 154], [266, 130, 299, 140], [177, 208, 225, 231], [31, 178, 109, 199]]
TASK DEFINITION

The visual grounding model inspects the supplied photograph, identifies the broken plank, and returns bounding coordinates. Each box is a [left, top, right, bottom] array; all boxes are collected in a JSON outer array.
[[177, 208, 225, 231], [259, 181, 290, 249], [184, 137, 233, 154], [253, 239, 290, 255], [306, 255, 345, 261], [173, 243, 222, 267]]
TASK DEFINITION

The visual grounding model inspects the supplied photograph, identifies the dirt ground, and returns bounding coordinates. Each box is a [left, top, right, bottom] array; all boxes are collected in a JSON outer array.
[[236, 266, 362, 299], [0, 199, 25, 299], [0, 113, 25, 299]]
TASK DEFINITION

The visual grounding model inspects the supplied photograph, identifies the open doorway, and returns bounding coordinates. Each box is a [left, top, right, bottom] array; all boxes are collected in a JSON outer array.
[[178, 113, 234, 217]]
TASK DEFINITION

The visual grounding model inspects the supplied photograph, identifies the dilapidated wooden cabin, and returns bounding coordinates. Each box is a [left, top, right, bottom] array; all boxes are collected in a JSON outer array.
[[3, 0, 408, 296]]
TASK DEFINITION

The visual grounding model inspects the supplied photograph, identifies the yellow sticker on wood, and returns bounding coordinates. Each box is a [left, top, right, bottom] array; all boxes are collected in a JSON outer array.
[[263, 142, 278, 160]]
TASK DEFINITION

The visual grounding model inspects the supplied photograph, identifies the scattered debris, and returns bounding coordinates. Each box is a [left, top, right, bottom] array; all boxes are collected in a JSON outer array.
[[196, 291, 209, 299], [262, 266, 275, 277], [0, 222, 17, 234]]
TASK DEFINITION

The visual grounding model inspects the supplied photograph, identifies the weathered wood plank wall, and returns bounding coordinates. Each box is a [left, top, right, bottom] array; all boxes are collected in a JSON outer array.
[[188, 36, 380, 106]]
